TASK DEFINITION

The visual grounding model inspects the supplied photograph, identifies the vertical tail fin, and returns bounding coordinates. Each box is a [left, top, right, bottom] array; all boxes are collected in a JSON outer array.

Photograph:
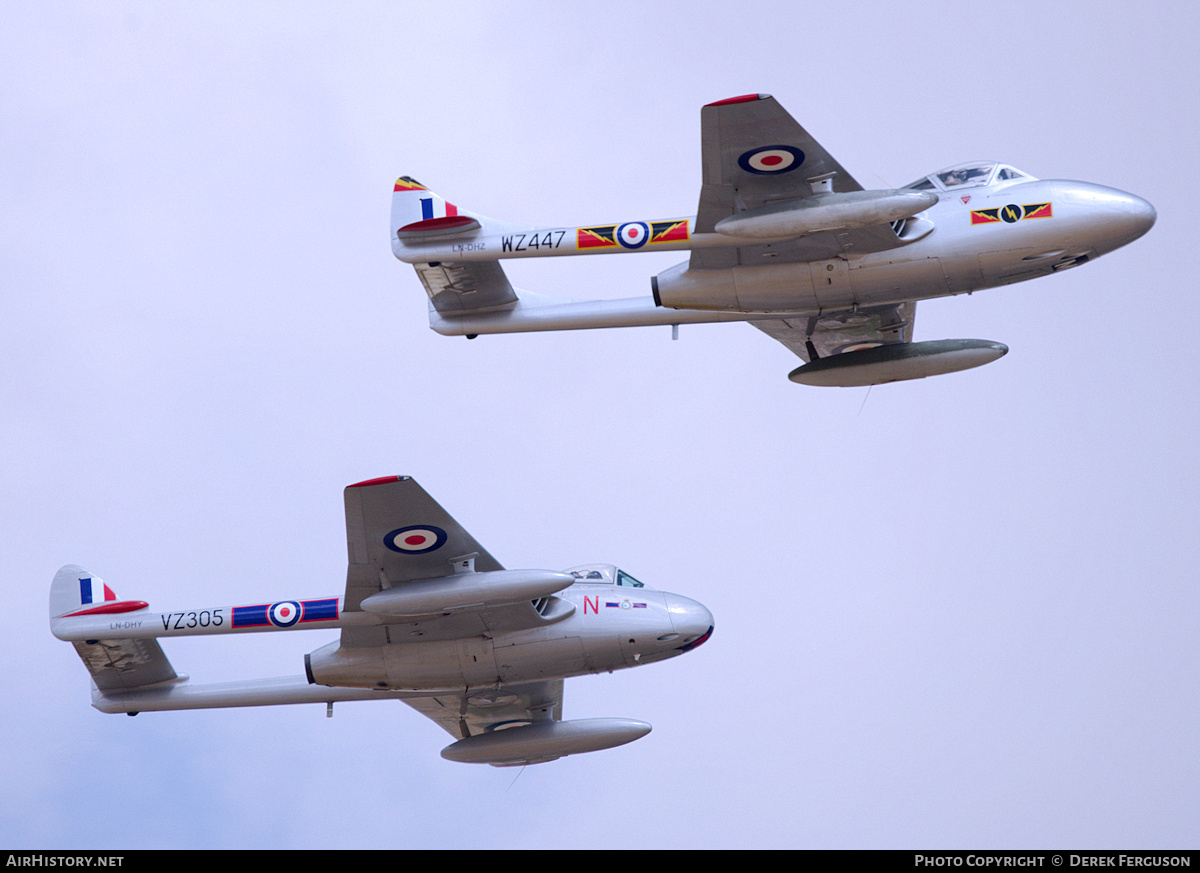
[[50, 564, 119, 617], [392, 176, 457, 223], [390, 177, 481, 246], [50, 565, 180, 695]]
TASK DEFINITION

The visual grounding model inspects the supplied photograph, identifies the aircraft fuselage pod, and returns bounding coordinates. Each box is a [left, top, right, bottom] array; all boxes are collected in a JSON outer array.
[[50, 478, 713, 766], [396, 173, 1153, 317], [648, 176, 1154, 314], [391, 95, 1156, 386], [303, 565, 712, 691]]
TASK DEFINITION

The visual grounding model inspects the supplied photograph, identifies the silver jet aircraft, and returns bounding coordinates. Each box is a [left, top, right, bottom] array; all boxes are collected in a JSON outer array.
[[51, 476, 713, 766], [392, 94, 1155, 386]]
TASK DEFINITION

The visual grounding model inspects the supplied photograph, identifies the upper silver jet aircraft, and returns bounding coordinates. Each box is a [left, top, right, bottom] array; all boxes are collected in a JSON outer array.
[[392, 94, 1155, 386], [51, 476, 713, 766]]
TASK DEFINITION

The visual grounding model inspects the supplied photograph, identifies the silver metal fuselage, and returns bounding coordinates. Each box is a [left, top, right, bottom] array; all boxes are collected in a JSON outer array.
[[396, 178, 1155, 335], [55, 577, 714, 698], [306, 582, 714, 692]]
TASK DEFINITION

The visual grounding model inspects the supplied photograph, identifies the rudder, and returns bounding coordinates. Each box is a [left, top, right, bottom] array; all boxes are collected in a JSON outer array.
[[391, 177, 483, 248]]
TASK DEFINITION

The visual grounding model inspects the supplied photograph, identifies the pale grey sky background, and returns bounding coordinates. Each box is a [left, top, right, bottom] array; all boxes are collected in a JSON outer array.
[[3, 2, 1198, 849]]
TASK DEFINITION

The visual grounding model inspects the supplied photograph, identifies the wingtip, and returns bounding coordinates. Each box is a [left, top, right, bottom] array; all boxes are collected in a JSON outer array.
[[347, 475, 406, 489], [704, 93, 770, 107]]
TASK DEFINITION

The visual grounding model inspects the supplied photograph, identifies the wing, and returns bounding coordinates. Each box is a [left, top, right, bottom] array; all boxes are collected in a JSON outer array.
[[403, 679, 563, 743], [695, 93, 864, 234], [341, 476, 505, 646], [693, 94, 902, 269], [752, 301, 916, 362]]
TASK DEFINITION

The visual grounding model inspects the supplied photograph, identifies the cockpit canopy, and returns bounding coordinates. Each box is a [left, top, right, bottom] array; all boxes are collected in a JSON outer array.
[[566, 563, 646, 588], [904, 162, 1035, 192]]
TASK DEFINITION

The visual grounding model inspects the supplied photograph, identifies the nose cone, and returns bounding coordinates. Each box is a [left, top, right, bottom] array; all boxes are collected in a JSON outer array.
[[1065, 183, 1156, 253], [1128, 193, 1157, 239], [665, 593, 714, 653], [1107, 190, 1156, 247]]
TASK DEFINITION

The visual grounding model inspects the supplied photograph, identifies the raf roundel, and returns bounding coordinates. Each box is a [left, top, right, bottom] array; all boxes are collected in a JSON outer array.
[[616, 222, 650, 249], [384, 524, 448, 555], [269, 601, 302, 628], [737, 145, 805, 175]]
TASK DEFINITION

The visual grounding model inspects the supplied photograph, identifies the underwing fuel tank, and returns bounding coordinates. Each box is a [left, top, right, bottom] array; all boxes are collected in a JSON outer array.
[[440, 717, 652, 766], [788, 339, 1008, 387], [714, 189, 939, 239], [359, 569, 574, 616]]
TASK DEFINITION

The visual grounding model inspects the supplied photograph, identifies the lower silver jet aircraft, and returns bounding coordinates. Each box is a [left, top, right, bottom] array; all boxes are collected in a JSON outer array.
[[392, 94, 1156, 386], [51, 476, 713, 766]]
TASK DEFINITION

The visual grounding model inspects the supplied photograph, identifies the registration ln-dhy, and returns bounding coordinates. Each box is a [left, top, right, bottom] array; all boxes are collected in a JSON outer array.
[[51, 476, 713, 766]]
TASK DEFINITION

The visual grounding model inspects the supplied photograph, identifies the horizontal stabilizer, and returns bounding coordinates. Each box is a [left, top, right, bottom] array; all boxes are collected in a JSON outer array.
[[415, 260, 518, 313], [72, 638, 181, 692]]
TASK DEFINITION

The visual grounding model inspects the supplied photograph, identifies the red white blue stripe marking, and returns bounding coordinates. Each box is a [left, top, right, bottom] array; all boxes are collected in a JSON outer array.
[[232, 598, 341, 628], [78, 576, 115, 605]]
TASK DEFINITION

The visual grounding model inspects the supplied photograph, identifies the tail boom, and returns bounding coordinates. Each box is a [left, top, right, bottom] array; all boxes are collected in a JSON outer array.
[[428, 295, 809, 336], [89, 676, 427, 714], [50, 564, 368, 642], [51, 597, 369, 642]]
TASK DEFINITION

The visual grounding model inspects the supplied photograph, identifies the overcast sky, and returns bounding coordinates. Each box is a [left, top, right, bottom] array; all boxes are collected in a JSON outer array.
[[4, 2, 1198, 850]]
